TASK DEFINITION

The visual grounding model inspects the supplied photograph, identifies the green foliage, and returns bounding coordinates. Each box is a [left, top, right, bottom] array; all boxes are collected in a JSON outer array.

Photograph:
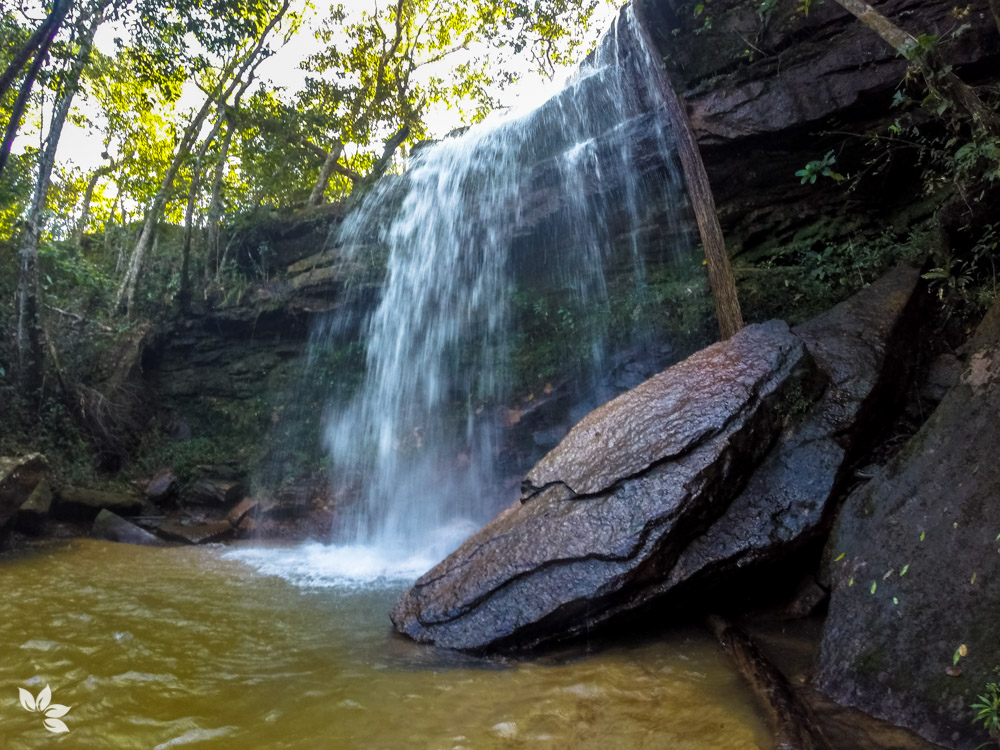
[[955, 140, 1000, 183], [922, 222, 999, 312], [795, 151, 844, 184], [38, 239, 115, 311], [737, 224, 934, 324], [972, 682, 1000, 746]]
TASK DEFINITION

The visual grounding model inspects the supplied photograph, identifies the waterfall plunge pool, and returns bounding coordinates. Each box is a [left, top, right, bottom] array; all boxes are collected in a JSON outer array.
[[0, 539, 771, 749]]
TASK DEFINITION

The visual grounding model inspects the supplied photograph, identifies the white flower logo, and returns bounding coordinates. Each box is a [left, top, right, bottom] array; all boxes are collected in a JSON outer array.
[[18, 684, 71, 733]]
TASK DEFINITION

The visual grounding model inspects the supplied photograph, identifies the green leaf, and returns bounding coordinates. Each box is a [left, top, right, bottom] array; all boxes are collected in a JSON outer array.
[[870, 581, 877, 594], [900, 563, 909, 576], [834, 552, 845, 561]]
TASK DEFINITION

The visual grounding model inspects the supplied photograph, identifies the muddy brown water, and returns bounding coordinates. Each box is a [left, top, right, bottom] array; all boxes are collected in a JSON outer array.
[[0, 540, 773, 749]]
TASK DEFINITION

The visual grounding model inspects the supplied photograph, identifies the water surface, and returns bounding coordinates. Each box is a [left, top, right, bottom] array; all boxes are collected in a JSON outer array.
[[0, 540, 770, 749]]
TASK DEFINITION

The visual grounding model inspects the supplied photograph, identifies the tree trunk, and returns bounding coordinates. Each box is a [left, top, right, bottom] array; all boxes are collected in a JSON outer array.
[[73, 161, 114, 244], [207, 113, 236, 279], [16, 2, 104, 398], [115, 0, 290, 317], [307, 2, 404, 206], [833, 0, 1000, 138], [308, 141, 348, 205], [667, 81, 745, 341], [707, 615, 833, 750], [632, 5, 743, 340], [0, 16, 59, 178], [0, 0, 70, 100], [115, 113, 204, 316], [179, 79, 252, 307], [358, 124, 409, 191]]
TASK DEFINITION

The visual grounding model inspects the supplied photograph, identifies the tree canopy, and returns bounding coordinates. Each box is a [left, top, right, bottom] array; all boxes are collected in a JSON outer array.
[[0, 0, 613, 326]]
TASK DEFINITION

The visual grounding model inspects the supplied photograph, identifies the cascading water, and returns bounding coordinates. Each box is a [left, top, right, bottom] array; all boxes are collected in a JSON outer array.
[[268, 6, 705, 579]]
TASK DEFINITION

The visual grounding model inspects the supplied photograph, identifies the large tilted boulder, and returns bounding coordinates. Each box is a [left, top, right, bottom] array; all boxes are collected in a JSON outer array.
[[393, 319, 817, 650], [392, 266, 922, 651], [815, 296, 1000, 749]]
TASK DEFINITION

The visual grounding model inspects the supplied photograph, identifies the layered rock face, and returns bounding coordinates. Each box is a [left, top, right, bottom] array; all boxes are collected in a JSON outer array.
[[815, 296, 1000, 749], [638, 0, 1000, 252], [391, 266, 921, 652]]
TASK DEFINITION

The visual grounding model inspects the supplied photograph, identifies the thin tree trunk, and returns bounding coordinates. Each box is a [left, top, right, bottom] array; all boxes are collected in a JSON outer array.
[[17, 2, 104, 397], [833, 0, 1000, 137], [116, 0, 290, 317], [308, 0, 406, 206], [0, 0, 70, 100], [633, 5, 743, 340], [179, 79, 251, 308], [665, 78, 744, 340], [0, 17, 59, 178], [206, 113, 236, 279], [358, 124, 409, 190], [73, 161, 113, 244], [308, 141, 348, 205]]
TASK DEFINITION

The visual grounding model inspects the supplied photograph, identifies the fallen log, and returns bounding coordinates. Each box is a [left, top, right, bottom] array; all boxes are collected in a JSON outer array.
[[707, 614, 832, 750]]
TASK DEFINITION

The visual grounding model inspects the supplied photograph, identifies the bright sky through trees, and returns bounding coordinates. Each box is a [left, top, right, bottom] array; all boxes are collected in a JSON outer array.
[[45, 0, 618, 173]]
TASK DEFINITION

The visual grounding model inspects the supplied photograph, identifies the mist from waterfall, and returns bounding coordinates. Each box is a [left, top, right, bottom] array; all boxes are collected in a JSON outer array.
[[300, 5, 696, 577]]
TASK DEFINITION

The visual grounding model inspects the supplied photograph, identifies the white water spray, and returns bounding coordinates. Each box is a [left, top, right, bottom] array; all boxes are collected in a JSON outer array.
[[250, 7, 698, 583]]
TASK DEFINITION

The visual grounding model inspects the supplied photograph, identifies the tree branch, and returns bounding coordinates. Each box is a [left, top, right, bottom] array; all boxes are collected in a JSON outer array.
[[0, 0, 70, 100]]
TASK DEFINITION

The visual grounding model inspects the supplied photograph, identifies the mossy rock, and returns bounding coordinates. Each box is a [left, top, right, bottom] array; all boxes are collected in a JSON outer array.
[[816, 297, 1000, 749]]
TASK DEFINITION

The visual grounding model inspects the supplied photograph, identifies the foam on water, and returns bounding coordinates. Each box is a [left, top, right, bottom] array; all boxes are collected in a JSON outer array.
[[224, 519, 480, 587]]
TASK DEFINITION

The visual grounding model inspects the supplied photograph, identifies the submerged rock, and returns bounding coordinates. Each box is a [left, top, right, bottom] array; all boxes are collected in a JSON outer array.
[[392, 320, 815, 650], [92, 509, 165, 547], [392, 267, 922, 651], [815, 296, 1000, 749]]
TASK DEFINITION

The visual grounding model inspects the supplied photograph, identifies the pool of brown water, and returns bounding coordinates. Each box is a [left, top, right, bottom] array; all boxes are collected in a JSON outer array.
[[0, 540, 772, 749]]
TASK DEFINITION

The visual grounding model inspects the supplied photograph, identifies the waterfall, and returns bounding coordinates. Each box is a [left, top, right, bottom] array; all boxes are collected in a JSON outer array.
[[301, 5, 701, 572]]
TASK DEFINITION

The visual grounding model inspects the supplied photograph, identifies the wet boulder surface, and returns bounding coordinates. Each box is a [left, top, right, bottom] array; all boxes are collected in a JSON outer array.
[[815, 296, 1000, 750], [391, 266, 922, 652], [665, 264, 922, 591], [393, 318, 813, 650]]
